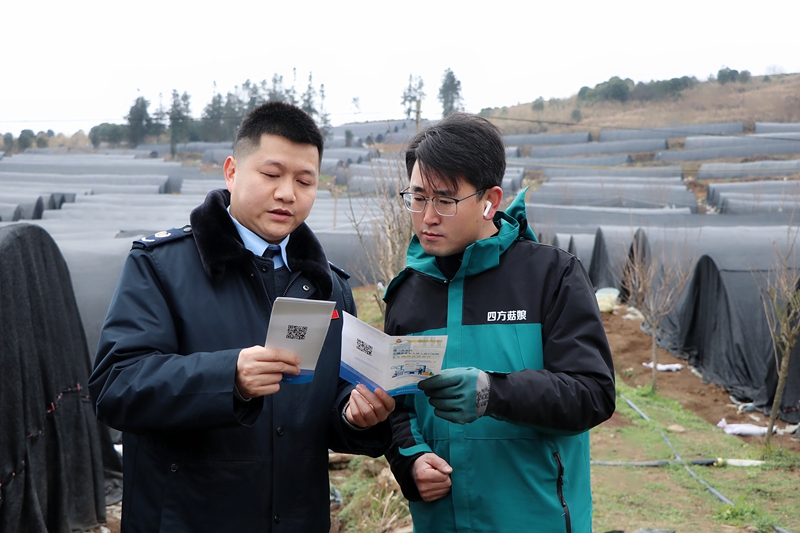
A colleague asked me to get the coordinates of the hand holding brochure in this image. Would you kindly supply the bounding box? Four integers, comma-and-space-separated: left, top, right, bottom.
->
340, 312, 447, 396
265, 297, 336, 384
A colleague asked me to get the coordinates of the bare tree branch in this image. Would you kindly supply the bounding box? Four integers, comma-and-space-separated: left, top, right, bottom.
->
346, 154, 413, 320
619, 226, 699, 392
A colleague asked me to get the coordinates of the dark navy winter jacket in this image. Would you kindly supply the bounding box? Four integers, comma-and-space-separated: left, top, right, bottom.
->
89, 189, 391, 532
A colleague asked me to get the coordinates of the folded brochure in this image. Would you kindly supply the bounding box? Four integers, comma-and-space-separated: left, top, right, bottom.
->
265, 297, 336, 384
340, 311, 447, 396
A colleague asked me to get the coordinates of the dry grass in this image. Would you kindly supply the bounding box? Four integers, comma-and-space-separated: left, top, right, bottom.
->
488, 73, 800, 136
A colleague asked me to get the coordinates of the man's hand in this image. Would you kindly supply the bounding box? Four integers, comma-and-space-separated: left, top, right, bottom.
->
235, 346, 300, 398
412, 453, 452, 502
345, 384, 396, 428
418, 367, 491, 424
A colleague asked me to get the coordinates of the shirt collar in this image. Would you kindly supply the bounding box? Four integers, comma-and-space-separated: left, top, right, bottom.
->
227, 207, 291, 270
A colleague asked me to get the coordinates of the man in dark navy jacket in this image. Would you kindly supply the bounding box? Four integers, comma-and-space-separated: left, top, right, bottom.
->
89, 102, 395, 532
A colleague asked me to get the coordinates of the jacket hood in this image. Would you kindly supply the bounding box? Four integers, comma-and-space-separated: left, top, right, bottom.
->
189, 189, 333, 298
388, 188, 537, 293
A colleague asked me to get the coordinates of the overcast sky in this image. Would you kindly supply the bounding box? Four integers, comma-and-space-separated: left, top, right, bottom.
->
2, 0, 799, 136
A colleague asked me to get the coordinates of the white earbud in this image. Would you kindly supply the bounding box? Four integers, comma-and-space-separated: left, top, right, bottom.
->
483, 201, 492, 217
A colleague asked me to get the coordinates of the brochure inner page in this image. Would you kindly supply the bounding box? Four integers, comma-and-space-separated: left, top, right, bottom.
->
340, 312, 447, 396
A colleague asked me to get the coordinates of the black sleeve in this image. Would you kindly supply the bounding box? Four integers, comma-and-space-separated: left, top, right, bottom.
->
326, 273, 393, 457
486, 256, 616, 432
89, 250, 262, 434
384, 399, 426, 501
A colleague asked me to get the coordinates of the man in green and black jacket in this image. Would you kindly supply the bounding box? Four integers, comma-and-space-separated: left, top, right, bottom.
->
384, 113, 615, 533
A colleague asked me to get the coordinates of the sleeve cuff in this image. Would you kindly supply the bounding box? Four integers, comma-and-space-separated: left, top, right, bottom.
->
233, 384, 252, 402
341, 401, 369, 432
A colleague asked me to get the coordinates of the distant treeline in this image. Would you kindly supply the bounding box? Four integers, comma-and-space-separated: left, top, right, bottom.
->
578, 67, 757, 104
86, 72, 333, 154
578, 76, 698, 103
1, 73, 332, 155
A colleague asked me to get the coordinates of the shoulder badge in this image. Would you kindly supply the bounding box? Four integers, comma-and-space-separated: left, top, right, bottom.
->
329, 262, 351, 280
132, 225, 193, 250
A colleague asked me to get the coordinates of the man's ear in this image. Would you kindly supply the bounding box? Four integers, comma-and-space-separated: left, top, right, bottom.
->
223, 156, 236, 191
484, 186, 504, 219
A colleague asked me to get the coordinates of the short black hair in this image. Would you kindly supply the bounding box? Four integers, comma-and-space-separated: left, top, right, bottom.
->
405, 113, 506, 193
234, 101, 324, 164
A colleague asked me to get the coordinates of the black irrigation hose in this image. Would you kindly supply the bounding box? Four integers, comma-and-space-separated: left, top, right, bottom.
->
617, 394, 793, 533
592, 459, 719, 467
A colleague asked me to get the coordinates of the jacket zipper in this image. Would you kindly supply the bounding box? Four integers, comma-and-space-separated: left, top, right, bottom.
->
553, 451, 572, 533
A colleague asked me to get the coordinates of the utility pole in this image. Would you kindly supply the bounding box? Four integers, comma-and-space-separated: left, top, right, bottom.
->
415, 98, 422, 133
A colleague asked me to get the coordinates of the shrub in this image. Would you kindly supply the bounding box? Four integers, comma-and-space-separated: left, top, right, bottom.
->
577, 77, 630, 103
630, 76, 697, 101
3, 132, 14, 153
35, 132, 49, 148
571, 109, 582, 123
739, 70, 751, 83
18, 129, 35, 151
718, 67, 739, 84
532, 97, 545, 111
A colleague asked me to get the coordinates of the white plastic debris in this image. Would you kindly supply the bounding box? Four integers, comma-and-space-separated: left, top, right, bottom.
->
595, 287, 620, 313
718, 458, 765, 467
622, 305, 645, 321
642, 362, 684, 372
716, 418, 774, 436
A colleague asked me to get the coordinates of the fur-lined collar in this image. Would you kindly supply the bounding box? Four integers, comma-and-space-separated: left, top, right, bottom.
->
189, 189, 333, 298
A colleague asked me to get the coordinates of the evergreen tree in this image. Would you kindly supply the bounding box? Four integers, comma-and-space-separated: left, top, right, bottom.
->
438, 69, 464, 117
241, 79, 265, 113
401, 74, 425, 120
318, 83, 332, 140
3, 132, 14, 153
169, 90, 192, 157
268, 74, 287, 102
202, 91, 225, 142
126, 96, 152, 147
18, 129, 36, 151
150, 94, 167, 138
222, 90, 245, 141
301, 72, 317, 119
285, 68, 298, 106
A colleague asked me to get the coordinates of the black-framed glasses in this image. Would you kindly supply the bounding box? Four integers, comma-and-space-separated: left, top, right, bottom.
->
399, 189, 485, 217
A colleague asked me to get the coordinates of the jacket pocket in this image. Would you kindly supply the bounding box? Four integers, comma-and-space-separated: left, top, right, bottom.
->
553, 450, 572, 533
159, 457, 270, 532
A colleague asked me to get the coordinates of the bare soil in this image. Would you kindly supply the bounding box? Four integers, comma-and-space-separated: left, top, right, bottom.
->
602, 309, 800, 454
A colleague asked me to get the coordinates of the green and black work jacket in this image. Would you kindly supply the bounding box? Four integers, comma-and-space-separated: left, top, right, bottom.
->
384, 189, 615, 533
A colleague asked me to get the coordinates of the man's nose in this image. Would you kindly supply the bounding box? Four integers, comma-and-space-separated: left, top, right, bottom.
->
273, 176, 296, 202
421, 199, 440, 224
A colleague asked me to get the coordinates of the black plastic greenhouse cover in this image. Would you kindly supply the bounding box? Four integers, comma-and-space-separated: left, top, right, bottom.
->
599, 122, 744, 142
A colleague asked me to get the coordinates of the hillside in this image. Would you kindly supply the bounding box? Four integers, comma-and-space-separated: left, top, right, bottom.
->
483, 73, 800, 137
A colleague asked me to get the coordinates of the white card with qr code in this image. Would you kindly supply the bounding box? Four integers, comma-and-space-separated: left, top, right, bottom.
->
265, 297, 336, 384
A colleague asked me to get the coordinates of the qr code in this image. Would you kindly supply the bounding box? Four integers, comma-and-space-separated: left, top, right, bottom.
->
356, 338, 373, 356
286, 325, 308, 341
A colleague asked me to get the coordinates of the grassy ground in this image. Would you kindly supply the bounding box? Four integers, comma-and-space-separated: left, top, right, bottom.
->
352, 285, 386, 329
591, 382, 799, 532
